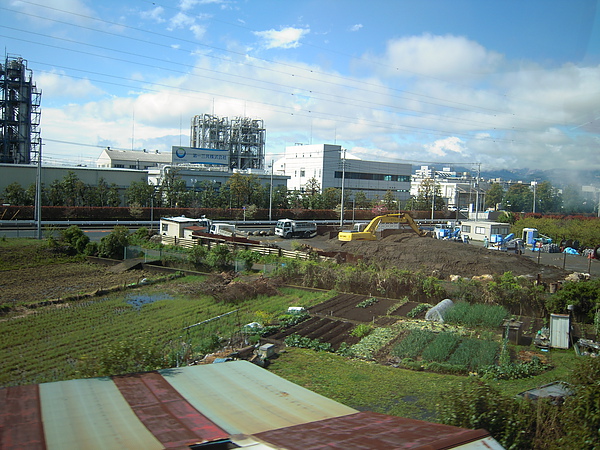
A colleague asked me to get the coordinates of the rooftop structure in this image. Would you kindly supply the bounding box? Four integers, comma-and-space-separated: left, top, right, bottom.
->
0, 360, 502, 449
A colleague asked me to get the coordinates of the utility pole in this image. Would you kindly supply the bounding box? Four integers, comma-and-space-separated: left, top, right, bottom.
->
269, 160, 274, 221
531, 181, 538, 213
339, 148, 346, 228
475, 163, 481, 219
35, 139, 42, 239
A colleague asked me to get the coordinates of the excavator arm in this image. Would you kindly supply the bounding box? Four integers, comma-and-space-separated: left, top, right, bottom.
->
338, 213, 426, 241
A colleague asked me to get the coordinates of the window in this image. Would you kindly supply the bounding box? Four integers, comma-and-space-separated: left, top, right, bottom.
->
462, 225, 472, 233
114, 164, 124, 168
162, 223, 168, 232
300, 169, 305, 177
475, 226, 486, 235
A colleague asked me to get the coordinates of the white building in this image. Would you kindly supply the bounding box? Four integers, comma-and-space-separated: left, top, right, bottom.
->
96, 148, 171, 169
275, 143, 412, 201
411, 166, 487, 213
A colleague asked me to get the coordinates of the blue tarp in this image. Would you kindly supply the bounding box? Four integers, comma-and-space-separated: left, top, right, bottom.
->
563, 247, 579, 255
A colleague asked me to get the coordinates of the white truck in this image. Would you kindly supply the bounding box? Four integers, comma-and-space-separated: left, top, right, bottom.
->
209, 222, 236, 237
274, 219, 318, 239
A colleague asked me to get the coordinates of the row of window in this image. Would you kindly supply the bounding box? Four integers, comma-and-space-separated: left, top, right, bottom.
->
334, 171, 411, 182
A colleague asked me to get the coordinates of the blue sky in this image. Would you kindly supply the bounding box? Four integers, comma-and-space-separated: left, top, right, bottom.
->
2, 0, 599, 174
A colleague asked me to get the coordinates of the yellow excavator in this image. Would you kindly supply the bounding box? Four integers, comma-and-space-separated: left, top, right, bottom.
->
338, 213, 427, 241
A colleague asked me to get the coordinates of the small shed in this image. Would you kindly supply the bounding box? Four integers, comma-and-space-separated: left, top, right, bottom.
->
425, 299, 454, 323
550, 314, 570, 349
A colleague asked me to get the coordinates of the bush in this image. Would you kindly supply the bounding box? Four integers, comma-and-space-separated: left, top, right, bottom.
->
205, 245, 233, 270
98, 226, 130, 260
546, 279, 600, 323
61, 225, 89, 254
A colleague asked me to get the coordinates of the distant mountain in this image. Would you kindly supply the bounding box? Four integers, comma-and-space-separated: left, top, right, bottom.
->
435, 166, 599, 188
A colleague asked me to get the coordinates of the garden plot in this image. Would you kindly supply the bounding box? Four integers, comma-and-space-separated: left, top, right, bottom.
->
269, 316, 361, 351
309, 293, 411, 324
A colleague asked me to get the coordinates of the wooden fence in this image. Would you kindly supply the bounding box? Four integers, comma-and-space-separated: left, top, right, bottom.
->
160, 235, 337, 262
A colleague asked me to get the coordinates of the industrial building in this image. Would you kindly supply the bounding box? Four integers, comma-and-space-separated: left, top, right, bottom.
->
0, 55, 41, 165
191, 114, 266, 171
275, 143, 412, 202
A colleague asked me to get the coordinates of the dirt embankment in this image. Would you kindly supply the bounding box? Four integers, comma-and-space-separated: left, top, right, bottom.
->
320, 232, 573, 283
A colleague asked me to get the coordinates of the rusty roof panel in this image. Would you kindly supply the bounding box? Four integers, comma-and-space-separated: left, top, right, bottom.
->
113, 371, 228, 449
254, 411, 493, 449
160, 361, 357, 435
39, 377, 163, 450
0, 384, 45, 449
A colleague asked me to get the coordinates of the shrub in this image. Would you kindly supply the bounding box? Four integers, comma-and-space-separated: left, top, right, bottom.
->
98, 226, 130, 260
61, 225, 90, 253
205, 244, 233, 270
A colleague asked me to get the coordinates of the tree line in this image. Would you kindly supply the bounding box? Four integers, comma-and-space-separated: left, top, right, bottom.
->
1, 170, 596, 215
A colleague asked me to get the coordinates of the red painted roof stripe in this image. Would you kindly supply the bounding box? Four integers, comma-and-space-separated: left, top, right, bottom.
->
113, 372, 228, 449
0, 384, 46, 450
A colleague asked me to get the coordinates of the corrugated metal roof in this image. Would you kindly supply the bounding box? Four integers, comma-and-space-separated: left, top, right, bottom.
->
0, 361, 503, 450
159, 360, 357, 435
40, 377, 163, 450
254, 411, 500, 450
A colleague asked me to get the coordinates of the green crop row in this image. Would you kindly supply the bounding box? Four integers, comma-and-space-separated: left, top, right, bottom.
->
443, 302, 509, 329
391, 329, 500, 372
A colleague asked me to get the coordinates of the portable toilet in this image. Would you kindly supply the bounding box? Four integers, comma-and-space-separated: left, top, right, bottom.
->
522, 228, 539, 246
550, 314, 570, 349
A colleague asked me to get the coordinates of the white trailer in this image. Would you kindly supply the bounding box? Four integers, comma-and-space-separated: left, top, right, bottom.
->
274, 219, 317, 239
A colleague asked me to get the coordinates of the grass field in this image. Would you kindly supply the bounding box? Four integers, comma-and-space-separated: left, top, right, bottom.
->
0, 276, 334, 386
268, 346, 577, 421
0, 238, 581, 424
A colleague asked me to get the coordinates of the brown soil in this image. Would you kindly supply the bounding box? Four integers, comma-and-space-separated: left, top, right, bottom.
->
0, 262, 154, 304
320, 232, 572, 283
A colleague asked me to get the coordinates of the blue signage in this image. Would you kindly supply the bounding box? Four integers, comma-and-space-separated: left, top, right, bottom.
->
171, 146, 229, 166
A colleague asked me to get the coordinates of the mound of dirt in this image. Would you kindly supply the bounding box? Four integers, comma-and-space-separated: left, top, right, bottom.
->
323, 232, 572, 283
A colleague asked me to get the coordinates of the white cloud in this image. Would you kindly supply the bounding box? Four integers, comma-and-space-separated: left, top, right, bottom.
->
141, 6, 166, 23
254, 27, 310, 49
10, 0, 96, 26
169, 12, 195, 30
36, 72, 104, 99
424, 137, 465, 157
371, 33, 503, 80
350, 24, 363, 32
